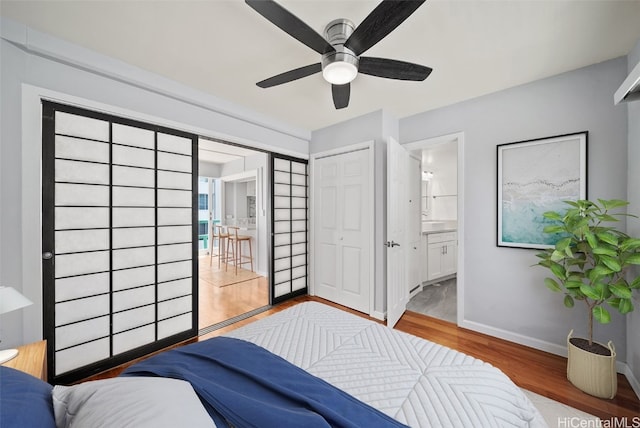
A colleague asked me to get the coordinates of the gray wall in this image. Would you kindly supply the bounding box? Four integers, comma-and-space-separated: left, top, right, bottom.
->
400, 57, 630, 358
625, 37, 640, 387
310, 110, 398, 316
0, 21, 308, 347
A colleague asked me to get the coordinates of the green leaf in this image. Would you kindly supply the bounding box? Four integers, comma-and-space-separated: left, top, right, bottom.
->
555, 237, 572, 251
599, 255, 622, 272
572, 218, 590, 235
600, 199, 629, 210
597, 232, 618, 246
608, 298, 621, 309
543, 211, 563, 221
588, 265, 613, 281
625, 253, 640, 265
550, 263, 566, 280
537, 260, 552, 268
620, 238, 640, 251
609, 283, 633, 299
594, 281, 607, 300
543, 225, 565, 234
550, 250, 565, 262
580, 283, 601, 300
565, 279, 583, 289
599, 214, 620, 223
592, 247, 617, 257
563, 295, 575, 308
584, 231, 598, 249
619, 298, 634, 314
544, 278, 562, 292
630, 277, 640, 289
564, 246, 574, 258
593, 306, 611, 324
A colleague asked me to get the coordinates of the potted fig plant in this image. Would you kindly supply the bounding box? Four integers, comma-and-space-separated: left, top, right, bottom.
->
536, 199, 640, 399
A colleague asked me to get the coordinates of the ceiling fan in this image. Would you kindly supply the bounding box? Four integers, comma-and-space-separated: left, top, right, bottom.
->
246, 0, 432, 110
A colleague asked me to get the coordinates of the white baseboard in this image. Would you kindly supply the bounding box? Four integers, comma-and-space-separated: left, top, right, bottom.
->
460, 319, 568, 356
371, 310, 386, 321
459, 319, 633, 375
623, 364, 640, 399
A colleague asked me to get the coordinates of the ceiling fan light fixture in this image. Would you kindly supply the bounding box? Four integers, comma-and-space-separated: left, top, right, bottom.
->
321, 45, 359, 85
322, 61, 358, 85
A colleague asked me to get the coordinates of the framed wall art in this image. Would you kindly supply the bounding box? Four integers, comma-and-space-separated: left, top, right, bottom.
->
497, 131, 588, 249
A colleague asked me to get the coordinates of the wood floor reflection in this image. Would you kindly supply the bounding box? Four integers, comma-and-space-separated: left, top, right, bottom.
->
198, 255, 268, 329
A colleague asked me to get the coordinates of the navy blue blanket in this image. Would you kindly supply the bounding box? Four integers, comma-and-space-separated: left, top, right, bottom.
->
122, 337, 407, 428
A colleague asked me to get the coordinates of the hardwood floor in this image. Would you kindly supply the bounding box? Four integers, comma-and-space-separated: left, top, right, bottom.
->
395, 308, 640, 420
198, 255, 268, 329
203, 296, 639, 420
85, 294, 640, 420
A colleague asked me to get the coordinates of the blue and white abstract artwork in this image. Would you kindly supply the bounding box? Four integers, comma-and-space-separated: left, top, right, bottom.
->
497, 132, 587, 249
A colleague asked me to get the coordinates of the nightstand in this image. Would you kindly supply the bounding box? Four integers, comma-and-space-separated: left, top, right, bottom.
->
1, 340, 47, 381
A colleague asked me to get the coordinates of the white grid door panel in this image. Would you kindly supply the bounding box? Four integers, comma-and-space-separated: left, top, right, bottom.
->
272, 156, 308, 302
43, 103, 196, 383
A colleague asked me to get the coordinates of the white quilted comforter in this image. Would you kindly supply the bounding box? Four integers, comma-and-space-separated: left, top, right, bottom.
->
226, 302, 547, 428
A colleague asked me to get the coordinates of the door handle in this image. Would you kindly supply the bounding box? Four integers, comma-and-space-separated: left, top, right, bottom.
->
385, 241, 401, 248
42, 251, 53, 260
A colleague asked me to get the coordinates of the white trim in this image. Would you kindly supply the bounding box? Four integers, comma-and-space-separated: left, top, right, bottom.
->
309, 141, 376, 317
2, 17, 310, 142
371, 310, 386, 321
21, 88, 45, 343
22, 85, 308, 160
402, 131, 465, 326
461, 319, 568, 356
623, 364, 640, 398
311, 141, 373, 160
461, 319, 632, 376
614, 58, 640, 105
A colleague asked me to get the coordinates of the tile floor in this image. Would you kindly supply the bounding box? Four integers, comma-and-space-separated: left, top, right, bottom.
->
407, 277, 457, 323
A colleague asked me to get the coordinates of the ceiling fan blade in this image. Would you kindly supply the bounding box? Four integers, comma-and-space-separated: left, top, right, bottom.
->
246, 0, 335, 55
359, 57, 432, 81
256, 63, 322, 88
344, 0, 426, 56
332, 84, 350, 109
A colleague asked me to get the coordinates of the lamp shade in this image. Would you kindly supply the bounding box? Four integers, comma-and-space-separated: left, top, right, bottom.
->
0, 286, 33, 315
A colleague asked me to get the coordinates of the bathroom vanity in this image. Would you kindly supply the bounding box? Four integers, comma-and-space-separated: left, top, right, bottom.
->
421, 222, 457, 283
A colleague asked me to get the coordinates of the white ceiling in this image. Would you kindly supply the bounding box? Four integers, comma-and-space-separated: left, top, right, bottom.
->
2, 0, 640, 132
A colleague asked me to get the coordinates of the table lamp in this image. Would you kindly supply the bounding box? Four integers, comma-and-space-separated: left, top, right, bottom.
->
0, 286, 34, 364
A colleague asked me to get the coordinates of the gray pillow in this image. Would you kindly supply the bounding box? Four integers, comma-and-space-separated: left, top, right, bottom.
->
52, 377, 216, 428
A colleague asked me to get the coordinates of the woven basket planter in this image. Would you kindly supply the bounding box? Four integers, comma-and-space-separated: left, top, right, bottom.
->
566, 330, 617, 399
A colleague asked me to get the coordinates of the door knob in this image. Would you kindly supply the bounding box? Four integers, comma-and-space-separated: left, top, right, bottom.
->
42, 252, 53, 260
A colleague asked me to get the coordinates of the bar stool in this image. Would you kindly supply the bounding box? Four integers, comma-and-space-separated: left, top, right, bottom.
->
227, 226, 253, 275
210, 224, 230, 269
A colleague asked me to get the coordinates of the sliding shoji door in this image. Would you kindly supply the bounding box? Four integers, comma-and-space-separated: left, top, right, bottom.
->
271, 155, 308, 303
42, 101, 198, 384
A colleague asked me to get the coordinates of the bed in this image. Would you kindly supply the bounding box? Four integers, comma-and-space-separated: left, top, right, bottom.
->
1, 301, 547, 427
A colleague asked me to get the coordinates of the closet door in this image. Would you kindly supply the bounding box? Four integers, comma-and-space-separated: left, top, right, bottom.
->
313, 148, 371, 313
42, 101, 198, 384
271, 155, 308, 303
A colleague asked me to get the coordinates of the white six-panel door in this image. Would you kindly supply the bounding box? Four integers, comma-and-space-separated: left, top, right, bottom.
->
313, 148, 370, 313
387, 138, 410, 328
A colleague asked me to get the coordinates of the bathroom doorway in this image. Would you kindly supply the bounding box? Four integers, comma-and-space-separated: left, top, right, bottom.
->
403, 133, 464, 325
